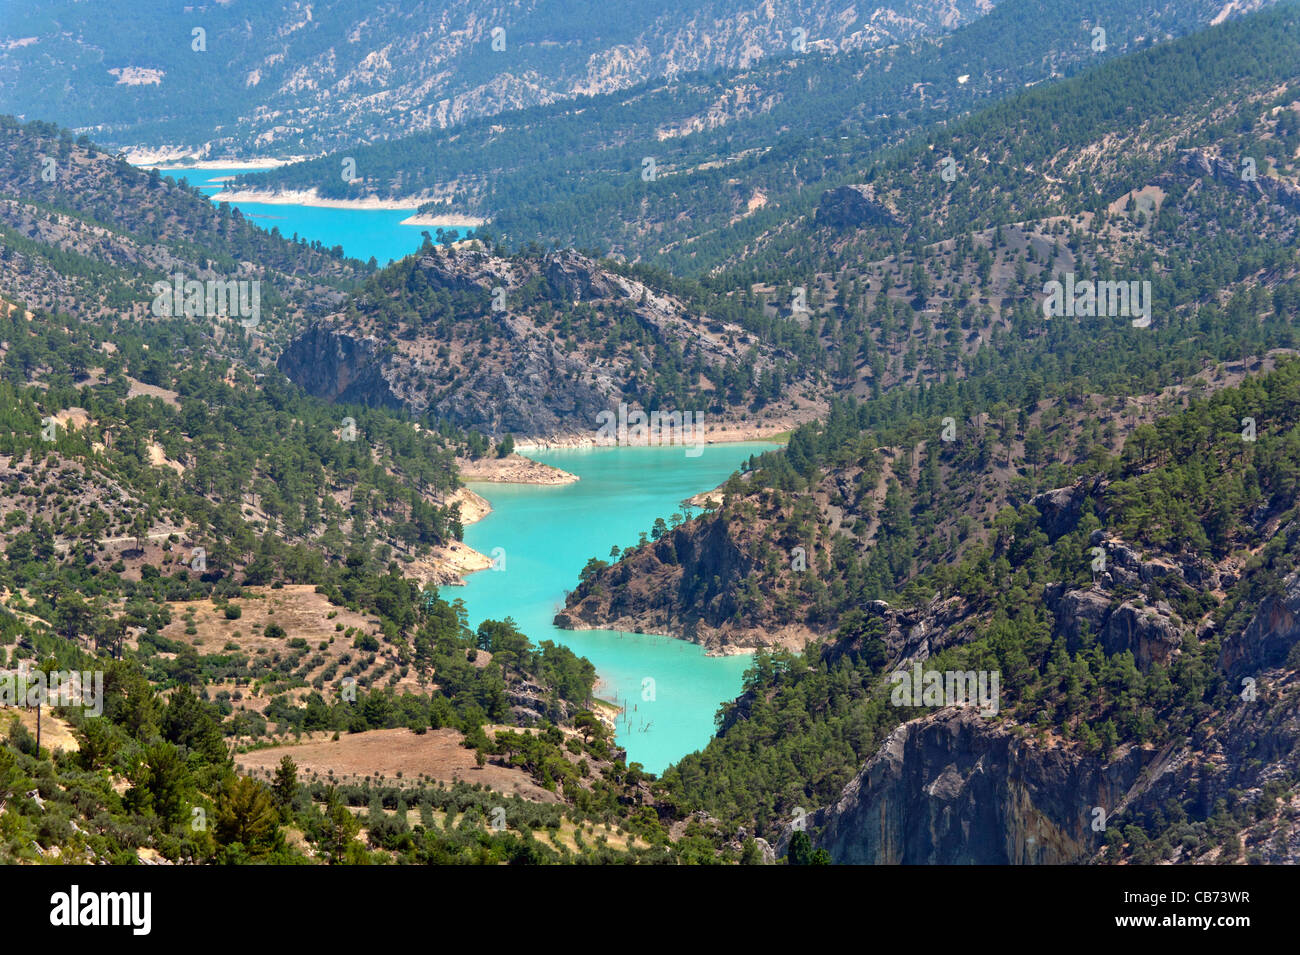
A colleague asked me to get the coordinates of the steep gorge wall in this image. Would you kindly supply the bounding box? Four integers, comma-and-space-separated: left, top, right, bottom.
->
812, 708, 1152, 864
809, 567, 1300, 865
277, 325, 404, 411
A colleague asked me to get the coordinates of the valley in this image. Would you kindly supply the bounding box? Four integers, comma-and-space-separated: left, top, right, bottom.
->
0, 0, 1298, 879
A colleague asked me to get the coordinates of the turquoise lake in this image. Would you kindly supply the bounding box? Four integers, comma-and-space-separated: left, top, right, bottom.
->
156, 166, 456, 266
145, 162, 772, 773
460, 443, 777, 774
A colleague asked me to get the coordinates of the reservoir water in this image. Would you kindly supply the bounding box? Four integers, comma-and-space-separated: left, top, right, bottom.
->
460, 443, 777, 774
150, 161, 772, 774
157, 166, 454, 266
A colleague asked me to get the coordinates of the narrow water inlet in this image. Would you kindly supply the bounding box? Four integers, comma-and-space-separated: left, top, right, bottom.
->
459, 443, 777, 774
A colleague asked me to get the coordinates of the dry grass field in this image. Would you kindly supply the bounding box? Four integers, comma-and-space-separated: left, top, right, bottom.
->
235, 726, 561, 803
157, 584, 431, 723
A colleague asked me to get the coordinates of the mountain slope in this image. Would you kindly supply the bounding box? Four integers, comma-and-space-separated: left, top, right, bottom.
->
276, 242, 825, 439
0, 119, 674, 866
562, 4, 1300, 650
244, 0, 1272, 276
0, 0, 997, 155
657, 357, 1300, 863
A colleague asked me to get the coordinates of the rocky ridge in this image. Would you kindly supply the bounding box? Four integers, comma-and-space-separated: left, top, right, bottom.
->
279, 245, 817, 439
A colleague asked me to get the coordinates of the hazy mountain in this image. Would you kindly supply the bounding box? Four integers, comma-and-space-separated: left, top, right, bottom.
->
242, 0, 1274, 276
0, 0, 997, 155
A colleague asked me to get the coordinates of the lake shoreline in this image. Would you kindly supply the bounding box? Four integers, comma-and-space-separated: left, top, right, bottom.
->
135, 157, 487, 227
558, 617, 759, 657
426, 487, 493, 586
457, 442, 764, 771
150, 164, 481, 263
210, 187, 418, 211
402, 211, 489, 228
457, 453, 579, 485
132, 154, 306, 171
439, 455, 581, 584
204, 186, 487, 227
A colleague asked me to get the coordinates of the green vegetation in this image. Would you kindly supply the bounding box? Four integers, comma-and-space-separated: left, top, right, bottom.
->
5, 1, 1300, 865
657, 359, 1300, 857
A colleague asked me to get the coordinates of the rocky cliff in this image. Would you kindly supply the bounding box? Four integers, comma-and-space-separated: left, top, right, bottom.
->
1178, 148, 1300, 214
811, 615, 1300, 865
278, 245, 814, 438
277, 325, 405, 411
811, 708, 1153, 864
802, 525, 1300, 864
1219, 552, 1300, 681
555, 513, 793, 653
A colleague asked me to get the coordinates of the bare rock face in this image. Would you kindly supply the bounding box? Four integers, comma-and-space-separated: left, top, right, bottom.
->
543, 251, 621, 301
279, 316, 613, 437
815, 184, 905, 230
1028, 477, 1103, 541
276, 325, 403, 410
1087, 533, 1191, 589
809, 686, 1300, 865
803, 521, 1300, 865
1039, 526, 1213, 671
278, 246, 797, 439
1102, 600, 1183, 670
1047, 585, 1111, 642
1045, 585, 1183, 670
556, 516, 761, 649
1220, 569, 1300, 681
1179, 149, 1300, 213
810, 708, 1151, 864
831, 596, 977, 670
414, 246, 517, 293
507, 677, 580, 725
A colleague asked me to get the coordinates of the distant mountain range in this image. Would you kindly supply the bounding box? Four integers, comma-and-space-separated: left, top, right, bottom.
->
235, 0, 1273, 276
0, 0, 998, 155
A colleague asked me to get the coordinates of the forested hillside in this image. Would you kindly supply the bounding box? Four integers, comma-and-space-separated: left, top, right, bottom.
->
3, 2, 1299, 868
247, 0, 1264, 275
656, 356, 1300, 863
277, 241, 824, 438
558, 4, 1300, 862
566, 4, 1300, 648
0, 116, 370, 352
0, 118, 678, 863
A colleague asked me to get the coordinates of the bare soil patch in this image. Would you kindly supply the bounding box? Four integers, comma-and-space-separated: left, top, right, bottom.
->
236, 727, 562, 803
456, 453, 578, 485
